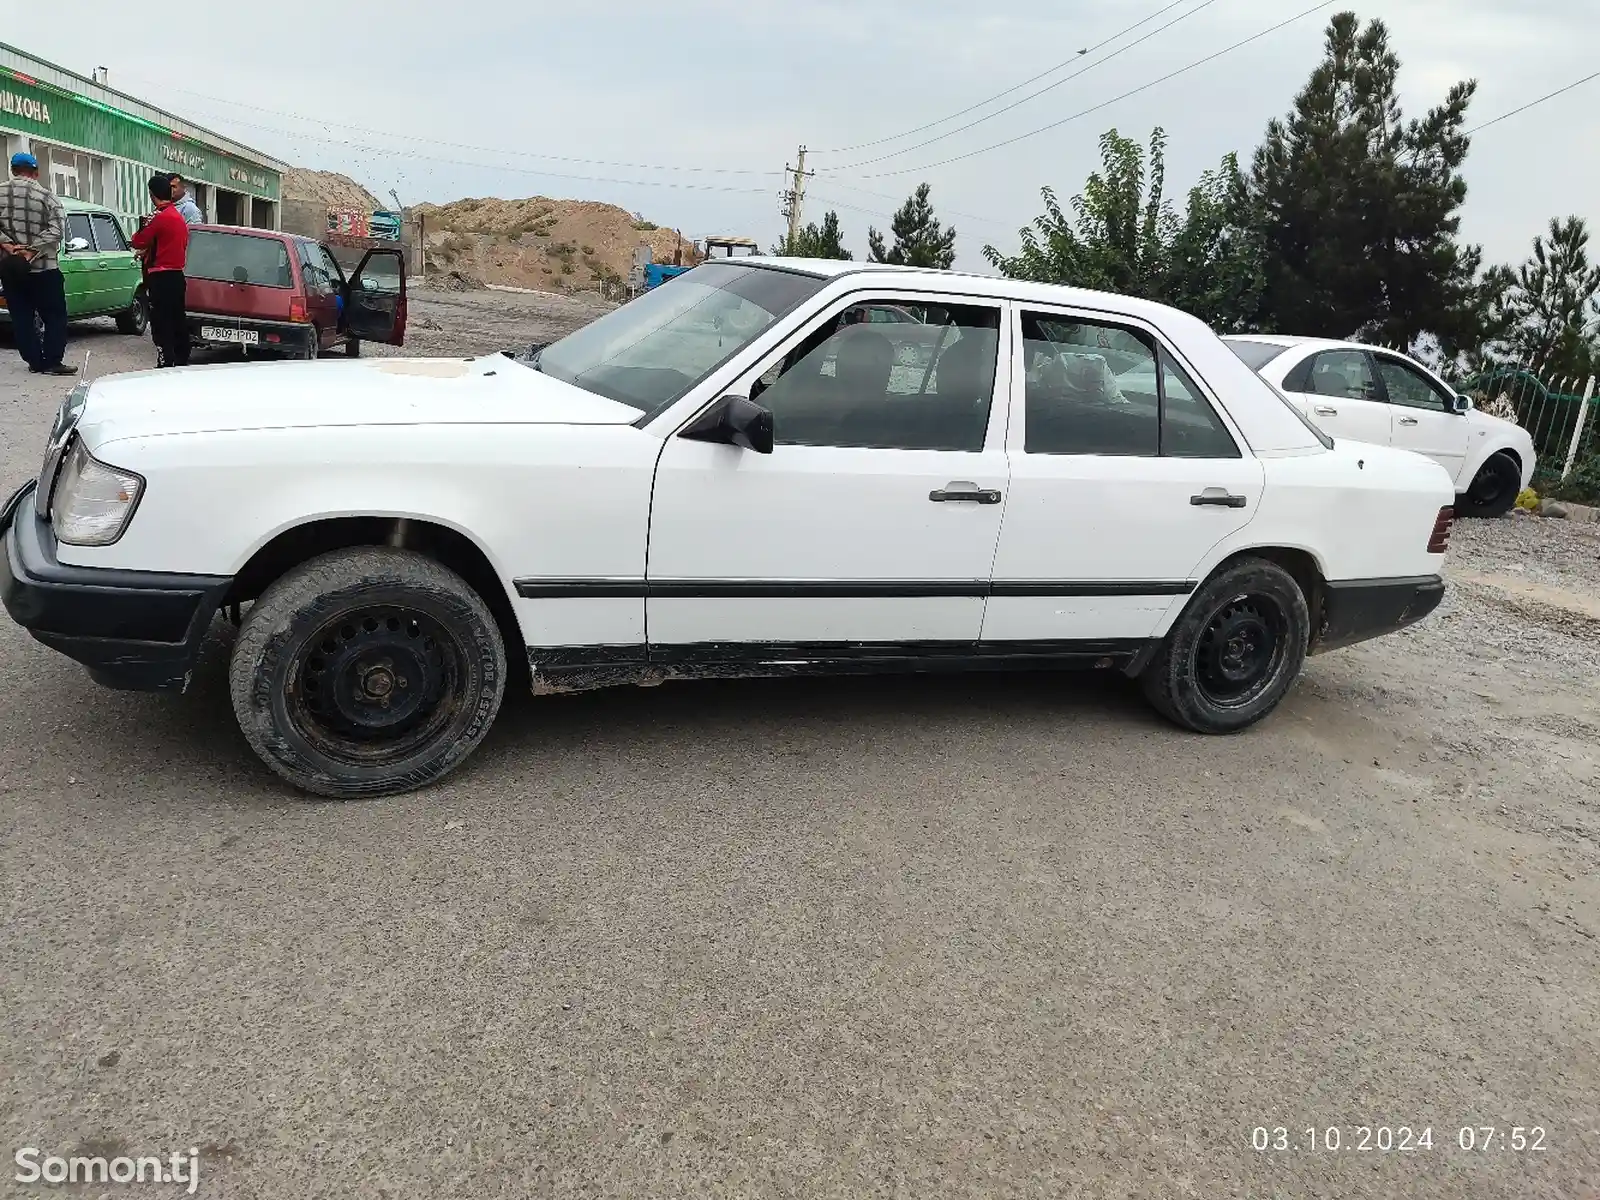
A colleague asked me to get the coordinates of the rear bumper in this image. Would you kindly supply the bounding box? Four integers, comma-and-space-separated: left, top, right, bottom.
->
1312, 574, 1445, 654
187, 314, 322, 352
0, 483, 231, 691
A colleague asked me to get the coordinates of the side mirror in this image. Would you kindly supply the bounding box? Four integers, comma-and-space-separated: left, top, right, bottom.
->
680, 394, 775, 454
1451, 393, 1471, 414
65, 237, 90, 253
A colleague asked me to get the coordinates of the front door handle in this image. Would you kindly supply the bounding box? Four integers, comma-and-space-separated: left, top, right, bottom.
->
1398, 416, 1419, 426
929, 481, 1002, 504
1313, 404, 1338, 416
1191, 487, 1248, 509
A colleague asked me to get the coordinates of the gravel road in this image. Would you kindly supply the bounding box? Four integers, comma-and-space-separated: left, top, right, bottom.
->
0, 301, 1596, 1199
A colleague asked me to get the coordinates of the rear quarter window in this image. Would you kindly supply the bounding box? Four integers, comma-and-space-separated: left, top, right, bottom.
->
1225, 339, 1293, 371
187, 231, 295, 288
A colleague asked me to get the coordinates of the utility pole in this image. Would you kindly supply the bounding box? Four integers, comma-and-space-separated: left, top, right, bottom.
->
781, 145, 812, 251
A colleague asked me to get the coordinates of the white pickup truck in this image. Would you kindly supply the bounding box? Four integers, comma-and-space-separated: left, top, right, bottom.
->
2, 260, 1456, 798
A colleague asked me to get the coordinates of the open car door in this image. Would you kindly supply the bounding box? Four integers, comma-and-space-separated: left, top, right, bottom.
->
339, 248, 407, 346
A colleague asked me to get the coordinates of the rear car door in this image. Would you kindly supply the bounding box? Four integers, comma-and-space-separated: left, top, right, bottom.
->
88, 212, 141, 318
985, 307, 1262, 643
646, 291, 1011, 651
57, 212, 98, 317
295, 240, 342, 346
341, 249, 407, 345
1371, 353, 1472, 483
1282, 349, 1394, 447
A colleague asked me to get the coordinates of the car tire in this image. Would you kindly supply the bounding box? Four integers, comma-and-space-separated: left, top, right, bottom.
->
1140, 557, 1309, 734
300, 330, 320, 361
344, 338, 361, 358
115, 287, 149, 335
1456, 452, 1520, 518
229, 547, 507, 799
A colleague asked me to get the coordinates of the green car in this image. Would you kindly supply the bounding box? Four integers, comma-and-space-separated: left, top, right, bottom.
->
0, 197, 149, 337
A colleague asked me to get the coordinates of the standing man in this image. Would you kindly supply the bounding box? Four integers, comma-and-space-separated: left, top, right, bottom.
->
167, 173, 203, 226
0, 152, 76, 376
130, 173, 190, 368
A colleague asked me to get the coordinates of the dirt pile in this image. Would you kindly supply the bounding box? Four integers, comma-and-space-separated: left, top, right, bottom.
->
282, 169, 385, 212
412, 196, 701, 296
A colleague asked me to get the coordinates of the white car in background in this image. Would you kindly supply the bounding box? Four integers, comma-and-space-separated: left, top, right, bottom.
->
4, 261, 1457, 799
1224, 336, 1535, 517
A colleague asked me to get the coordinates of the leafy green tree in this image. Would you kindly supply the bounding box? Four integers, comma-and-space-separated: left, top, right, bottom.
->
867, 183, 957, 268
983, 128, 1262, 329
772, 210, 853, 259
1237, 12, 1482, 348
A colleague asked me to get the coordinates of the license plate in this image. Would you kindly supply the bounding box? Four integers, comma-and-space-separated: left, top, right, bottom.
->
202, 326, 259, 345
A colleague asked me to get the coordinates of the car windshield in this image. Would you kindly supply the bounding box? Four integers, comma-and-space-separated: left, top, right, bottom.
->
1224, 338, 1292, 371
531, 263, 826, 419
187, 231, 294, 288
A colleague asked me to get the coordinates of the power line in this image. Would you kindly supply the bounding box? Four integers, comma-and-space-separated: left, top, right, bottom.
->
114, 73, 782, 177
819, 0, 1224, 172
812, 0, 1200, 155
823, 0, 1336, 181
811, 179, 1016, 230
1465, 69, 1600, 135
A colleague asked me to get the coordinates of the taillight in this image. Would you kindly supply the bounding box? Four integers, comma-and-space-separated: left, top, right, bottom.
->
1427, 506, 1454, 554
289, 297, 307, 322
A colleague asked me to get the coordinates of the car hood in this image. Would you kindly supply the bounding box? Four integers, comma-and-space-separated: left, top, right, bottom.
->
76, 355, 643, 448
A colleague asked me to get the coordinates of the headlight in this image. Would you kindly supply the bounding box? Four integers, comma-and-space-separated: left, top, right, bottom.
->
50, 438, 144, 546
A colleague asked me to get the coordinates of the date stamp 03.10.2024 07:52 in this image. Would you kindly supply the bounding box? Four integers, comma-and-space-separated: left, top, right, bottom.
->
1251, 1125, 1548, 1154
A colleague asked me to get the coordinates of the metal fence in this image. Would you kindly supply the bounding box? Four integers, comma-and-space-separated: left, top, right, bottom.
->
1456, 367, 1599, 493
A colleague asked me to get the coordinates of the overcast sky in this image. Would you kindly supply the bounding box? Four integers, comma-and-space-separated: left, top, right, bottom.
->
9, 0, 1596, 270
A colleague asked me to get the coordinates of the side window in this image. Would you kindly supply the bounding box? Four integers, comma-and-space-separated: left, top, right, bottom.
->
1022, 312, 1158, 455
1159, 350, 1239, 458
320, 248, 345, 288
1373, 357, 1452, 412
751, 299, 999, 451
1306, 350, 1380, 402
297, 241, 328, 293
89, 213, 128, 252
64, 212, 93, 250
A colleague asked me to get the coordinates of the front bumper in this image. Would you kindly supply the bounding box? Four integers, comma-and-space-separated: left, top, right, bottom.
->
1312, 574, 1445, 654
0, 482, 231, 690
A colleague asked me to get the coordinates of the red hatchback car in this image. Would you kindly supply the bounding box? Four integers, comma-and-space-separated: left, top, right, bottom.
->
182, 227, 407, 359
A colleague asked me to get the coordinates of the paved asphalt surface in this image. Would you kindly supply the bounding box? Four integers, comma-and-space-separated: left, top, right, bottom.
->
1, 308, 1596, 1199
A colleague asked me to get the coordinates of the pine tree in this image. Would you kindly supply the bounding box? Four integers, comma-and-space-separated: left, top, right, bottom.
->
772, 210, 852, 259
867, 183, 957, 268
1238, 12, 1482, 347
1499, 217, 1600, 381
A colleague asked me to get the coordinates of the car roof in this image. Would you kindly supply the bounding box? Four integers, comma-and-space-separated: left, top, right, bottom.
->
191, 224, 293, 238
59, 196, 112, 214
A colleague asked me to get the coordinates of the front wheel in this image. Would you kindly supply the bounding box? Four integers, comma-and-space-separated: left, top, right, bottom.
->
229, 547, 507, 798
344, 338, 361, 358
1140, 558, 1309, 734
116, 287, 149, 335
1456, 452, 1520, 518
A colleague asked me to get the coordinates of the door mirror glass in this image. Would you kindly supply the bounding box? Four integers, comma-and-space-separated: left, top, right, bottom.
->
65, 237, 91, 253
680, 394, 775, 454
1452, 392, 1471, 414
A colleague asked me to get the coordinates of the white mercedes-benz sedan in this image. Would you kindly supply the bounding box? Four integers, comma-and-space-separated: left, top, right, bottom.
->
3, 260, 1456, 798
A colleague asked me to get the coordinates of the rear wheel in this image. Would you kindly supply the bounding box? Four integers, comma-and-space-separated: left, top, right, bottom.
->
229, 547, 506, 798
299, 330, 320, 361
115, 287, 149, 335
1456, 452, 1520, 518
1141, 558, 1309, 734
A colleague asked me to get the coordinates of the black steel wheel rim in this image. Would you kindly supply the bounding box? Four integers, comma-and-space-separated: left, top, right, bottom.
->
287, 605, 465, 765
1468, 460, 1512, 506
1194, 592, 1289, 709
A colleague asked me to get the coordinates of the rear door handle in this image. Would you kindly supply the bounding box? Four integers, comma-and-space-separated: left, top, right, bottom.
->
1191, 488, 1248, 509
1313, 404, 1338, 416
1398, 416, 1419, 426
929, 481, 1002, 504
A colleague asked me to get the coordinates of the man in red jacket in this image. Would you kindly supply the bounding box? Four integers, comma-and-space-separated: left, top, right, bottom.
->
129, 173, 190, 368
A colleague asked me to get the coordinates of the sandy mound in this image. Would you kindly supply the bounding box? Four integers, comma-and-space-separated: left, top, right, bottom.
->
283, 169, 385, 213
413, 196, 701, 296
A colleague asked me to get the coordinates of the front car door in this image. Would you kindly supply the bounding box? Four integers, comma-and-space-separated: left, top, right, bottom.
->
57, 211, 98, 318
985, 306, 1262, 643
646, 290, 1012, 658
1281, 348, 1394, 448
88, 211, 140, 318
1370, 352, 1472, 483
341, 248, 407, 345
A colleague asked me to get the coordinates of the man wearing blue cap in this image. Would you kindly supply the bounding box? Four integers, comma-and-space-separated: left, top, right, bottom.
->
0, 152, 74, 375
